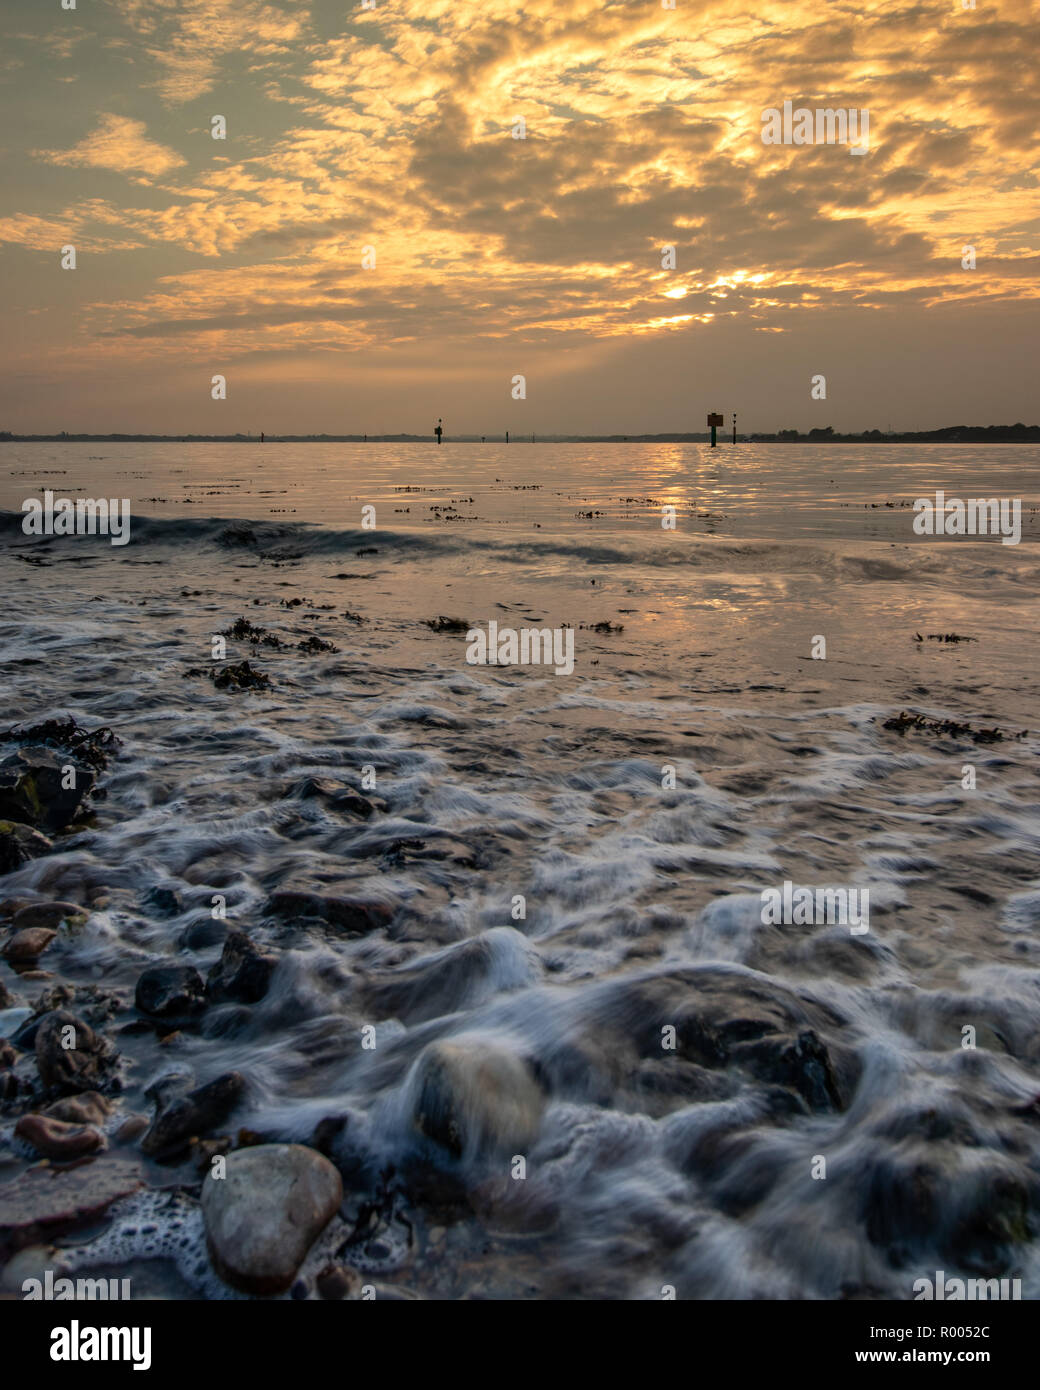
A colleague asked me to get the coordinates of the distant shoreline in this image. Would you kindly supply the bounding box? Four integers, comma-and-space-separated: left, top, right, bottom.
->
1, 425, 1037, 445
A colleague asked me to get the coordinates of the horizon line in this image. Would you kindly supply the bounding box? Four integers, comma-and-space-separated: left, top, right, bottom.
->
1, 423, 1039, 445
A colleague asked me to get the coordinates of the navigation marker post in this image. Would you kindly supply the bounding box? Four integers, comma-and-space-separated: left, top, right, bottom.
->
707, 413, 724, 448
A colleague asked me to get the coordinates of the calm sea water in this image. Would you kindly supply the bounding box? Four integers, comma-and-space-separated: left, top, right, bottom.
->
2, 439, 1038, 539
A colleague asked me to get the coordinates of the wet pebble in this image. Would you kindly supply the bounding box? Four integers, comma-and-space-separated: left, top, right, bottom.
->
316, 1262, 363, 1300
14, 1113, 107, 1160
201, 1143, 343, 1295
41, 1091, 112, 1126
412, 1038, 545, 1160
11, 902, 88, 932
114, 1115, 149, 1145
2, 929, 57, 965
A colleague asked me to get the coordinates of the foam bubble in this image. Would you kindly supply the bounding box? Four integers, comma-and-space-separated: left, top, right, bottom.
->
59, 1189, 241, 1301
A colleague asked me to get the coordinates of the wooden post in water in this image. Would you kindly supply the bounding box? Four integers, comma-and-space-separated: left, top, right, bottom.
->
707, 412, 724, 448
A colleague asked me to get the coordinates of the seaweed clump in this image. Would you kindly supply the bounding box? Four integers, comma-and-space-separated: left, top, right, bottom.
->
183, 661, 272, 692
880, 711, 1024, 744
2, 716, 120, 772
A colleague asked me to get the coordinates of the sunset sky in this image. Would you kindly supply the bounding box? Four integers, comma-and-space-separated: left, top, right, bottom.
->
1, 0, 1037, 435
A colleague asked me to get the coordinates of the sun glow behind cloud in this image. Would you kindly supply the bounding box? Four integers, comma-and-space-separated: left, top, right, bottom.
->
0, 0, 1037, 430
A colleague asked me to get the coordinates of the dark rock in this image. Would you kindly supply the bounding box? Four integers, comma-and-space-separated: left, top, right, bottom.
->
140, 1071, 247, 1159
135, 962, 206, 1021
0, 1157, 143, 1258
144, 885, 183, 918
35, 1010, 118, 1095
264, 890, 394, 933
117, 1019, 157, 1038
729, 1029, 843, 1112
143, 1067, 194, 1108
861, 1149, 1031, 1275
205, 930, 276, 1004
0, 1067, 21, 1101
178, 915, 228, 951
860, 1152, 943, 1269
184, 660, 271, 692
0, 748, 96, 832
310, 1113, 349, 1158
14, 1113, 106, 1160
201, 1143, 342, 1294
944, 1172, 1031, 1273
9, 1012, 42, 1051
0, 821, 53, 874
589, 965, 856, 1114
